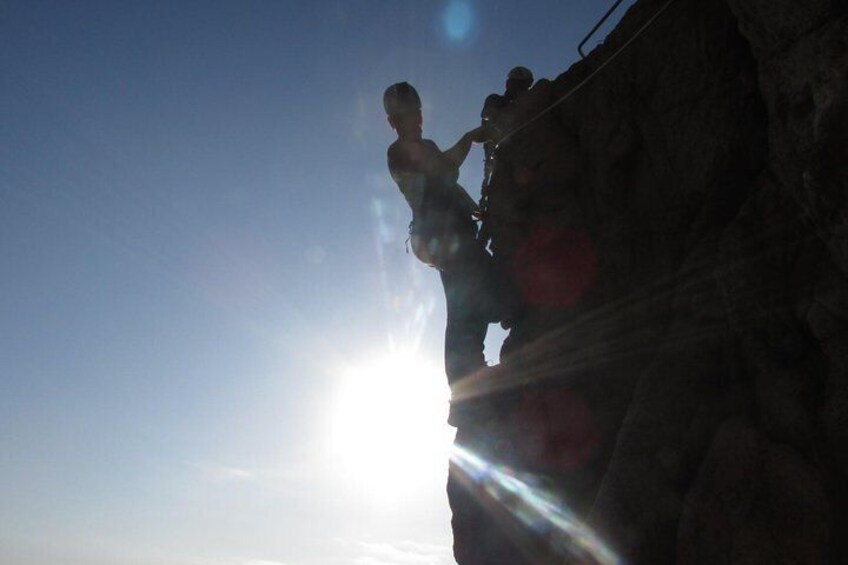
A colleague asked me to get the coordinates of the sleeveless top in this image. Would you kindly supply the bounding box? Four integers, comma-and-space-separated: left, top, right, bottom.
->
387, 138, 477, 268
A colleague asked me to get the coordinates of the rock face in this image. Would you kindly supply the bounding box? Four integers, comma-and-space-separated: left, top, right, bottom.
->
448, 0, 848, 563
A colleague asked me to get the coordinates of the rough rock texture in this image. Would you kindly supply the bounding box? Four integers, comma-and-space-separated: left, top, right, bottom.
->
449, 0, 848, 563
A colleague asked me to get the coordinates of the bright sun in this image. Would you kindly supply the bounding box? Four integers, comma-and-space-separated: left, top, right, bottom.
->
329, 350, 455, 494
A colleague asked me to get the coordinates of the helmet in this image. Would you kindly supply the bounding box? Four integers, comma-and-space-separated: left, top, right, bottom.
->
507, 66, 533, 82
383, 82, 421, 117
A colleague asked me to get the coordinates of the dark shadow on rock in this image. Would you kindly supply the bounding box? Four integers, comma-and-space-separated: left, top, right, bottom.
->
446, 0, 848, 563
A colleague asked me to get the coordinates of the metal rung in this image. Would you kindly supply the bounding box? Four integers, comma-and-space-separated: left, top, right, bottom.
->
578, 0, 627, 58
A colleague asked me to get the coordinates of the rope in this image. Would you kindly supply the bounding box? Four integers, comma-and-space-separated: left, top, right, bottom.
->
494, 0, 679, 151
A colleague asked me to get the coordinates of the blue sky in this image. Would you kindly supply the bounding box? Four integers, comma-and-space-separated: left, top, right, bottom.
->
1, 2, 633, 563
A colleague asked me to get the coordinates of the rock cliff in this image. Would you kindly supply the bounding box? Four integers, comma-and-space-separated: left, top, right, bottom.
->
448, 0, 848, 563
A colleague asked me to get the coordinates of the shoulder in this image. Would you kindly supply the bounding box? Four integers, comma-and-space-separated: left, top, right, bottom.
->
483, 93, 507, 109
482, 93, 507, 118
388, 140, 427, 180
388, 139, 442, 177
387, 140, 408, 171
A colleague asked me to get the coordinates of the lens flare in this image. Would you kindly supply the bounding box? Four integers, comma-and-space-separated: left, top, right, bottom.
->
450, 444, 621, 564
443, 1, 472, 40
439, 1, 478, 46
513, 225, 598, 308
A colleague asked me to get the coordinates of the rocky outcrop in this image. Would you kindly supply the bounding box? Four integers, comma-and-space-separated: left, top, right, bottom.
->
449, 0, 848, 563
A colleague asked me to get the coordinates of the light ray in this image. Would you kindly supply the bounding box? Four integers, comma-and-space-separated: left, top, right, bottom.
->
450, 445, 622, 565
452, 221, 818, 401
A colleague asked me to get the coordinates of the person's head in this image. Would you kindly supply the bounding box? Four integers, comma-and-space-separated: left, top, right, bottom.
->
384, 82, 423, 140
505, 66, 533, 98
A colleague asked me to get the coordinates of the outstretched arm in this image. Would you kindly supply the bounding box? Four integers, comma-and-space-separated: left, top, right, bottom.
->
443, 126, 487, 168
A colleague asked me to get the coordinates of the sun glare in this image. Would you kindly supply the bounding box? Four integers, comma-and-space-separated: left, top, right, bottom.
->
329, 351, 455, 494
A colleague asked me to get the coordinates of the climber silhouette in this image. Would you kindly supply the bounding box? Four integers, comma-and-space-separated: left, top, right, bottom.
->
477, 67, 534, 251
480, 66, 534, 189
384, 82, 513, 426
